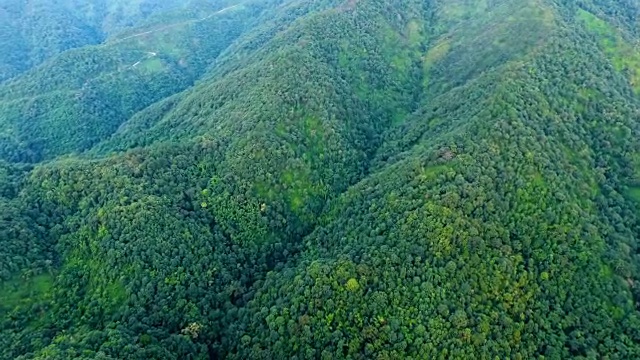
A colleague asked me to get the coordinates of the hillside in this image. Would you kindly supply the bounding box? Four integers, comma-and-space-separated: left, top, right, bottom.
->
2, 0, 640, 359
0, 0, 242, 82
0, 0, 273, 162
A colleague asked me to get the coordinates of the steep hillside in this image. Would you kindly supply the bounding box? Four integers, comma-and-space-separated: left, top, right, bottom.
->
2, 0, 640, 359
0, 0, 272, 163
223, 1, 640, 358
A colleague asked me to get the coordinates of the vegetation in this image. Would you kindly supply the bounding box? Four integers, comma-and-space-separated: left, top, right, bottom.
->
0, 0, 213, 82
0, 0, 272, 162
2, 0, 640, 359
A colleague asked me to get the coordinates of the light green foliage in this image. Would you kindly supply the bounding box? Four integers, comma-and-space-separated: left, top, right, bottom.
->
138, 57, 165, 73
0, 274, 53, 313
422, 40, 450, 87
627, 187, 640, 203
345, 278, 360, 291
577, 9, 640, 92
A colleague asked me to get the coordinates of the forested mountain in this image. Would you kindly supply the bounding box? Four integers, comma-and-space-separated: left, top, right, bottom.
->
0, 0, 241, 82
0, 0, 276, 162
2, 0, 640, 358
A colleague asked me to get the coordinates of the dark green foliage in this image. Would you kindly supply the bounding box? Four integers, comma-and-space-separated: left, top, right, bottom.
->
3, 0, 640, 359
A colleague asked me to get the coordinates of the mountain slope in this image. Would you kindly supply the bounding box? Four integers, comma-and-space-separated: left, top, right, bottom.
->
0, 0, 216, 82
221, 1, 640, 358
2, 0, 640, 359
0, 0, 272, 163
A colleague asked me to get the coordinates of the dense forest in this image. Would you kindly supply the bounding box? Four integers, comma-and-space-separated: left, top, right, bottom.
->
2, 0, 640, 358
0, 0, 252, 81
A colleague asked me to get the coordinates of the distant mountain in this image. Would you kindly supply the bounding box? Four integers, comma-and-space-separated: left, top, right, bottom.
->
2, 0, 640, 359
0, 0, 273, 162
0, 0, 241, 82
